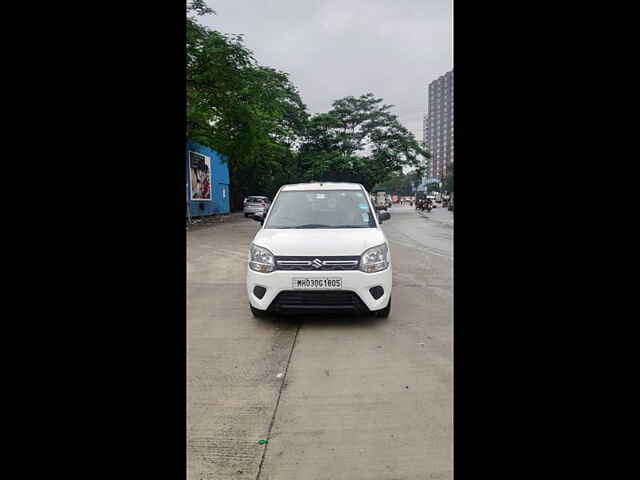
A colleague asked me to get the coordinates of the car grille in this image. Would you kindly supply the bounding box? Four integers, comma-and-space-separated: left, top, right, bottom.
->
275, 256, 360, 271
267, 291, 369, 314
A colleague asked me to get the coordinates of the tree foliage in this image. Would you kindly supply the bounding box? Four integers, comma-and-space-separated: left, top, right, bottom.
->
374, 170, 421, 195
187, 1, 214, 16
299, 93, 430, 191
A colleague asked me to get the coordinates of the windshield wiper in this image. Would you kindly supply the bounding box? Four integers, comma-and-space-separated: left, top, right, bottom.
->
292, 224, 370, 229
293, 224, 332, 229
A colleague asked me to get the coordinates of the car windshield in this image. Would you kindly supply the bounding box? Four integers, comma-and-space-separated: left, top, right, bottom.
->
247, 197, 267, 203
265, 190, 376, 229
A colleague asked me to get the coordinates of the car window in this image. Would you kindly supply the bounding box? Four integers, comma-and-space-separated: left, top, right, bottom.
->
265, 190, 376, 229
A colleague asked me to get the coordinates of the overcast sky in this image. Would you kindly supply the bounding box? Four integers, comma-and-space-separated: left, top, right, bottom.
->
199, 0, 452, 141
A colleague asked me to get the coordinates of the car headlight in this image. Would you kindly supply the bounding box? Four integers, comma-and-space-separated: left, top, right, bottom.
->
360, 243, 389, 273
249, 244, 275, 273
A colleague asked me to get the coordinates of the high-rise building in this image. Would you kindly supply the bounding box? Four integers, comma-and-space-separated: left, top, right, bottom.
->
423, 70, 454, 183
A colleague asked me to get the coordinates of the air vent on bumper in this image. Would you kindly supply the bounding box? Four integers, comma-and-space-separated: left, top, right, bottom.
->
369, 286, 384, 300
253, 286, 267, 299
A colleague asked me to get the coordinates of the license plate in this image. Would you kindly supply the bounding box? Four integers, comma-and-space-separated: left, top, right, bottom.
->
292, 278, 343, 289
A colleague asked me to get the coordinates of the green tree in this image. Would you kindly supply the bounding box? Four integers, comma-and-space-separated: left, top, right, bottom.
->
187, 1, 214, 16
375, 170, 422, 195
299, 93, 430, 190
374, 171, 406, 194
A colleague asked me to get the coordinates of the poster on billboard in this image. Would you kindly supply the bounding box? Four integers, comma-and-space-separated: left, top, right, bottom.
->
189, 151, 212, 201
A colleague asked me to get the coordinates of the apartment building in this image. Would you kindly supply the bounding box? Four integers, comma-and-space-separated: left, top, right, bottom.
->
423, 70, 454, 181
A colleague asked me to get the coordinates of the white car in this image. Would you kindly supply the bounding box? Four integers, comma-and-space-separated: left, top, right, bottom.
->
243, 196, 270, 217
246, 182, 392, 318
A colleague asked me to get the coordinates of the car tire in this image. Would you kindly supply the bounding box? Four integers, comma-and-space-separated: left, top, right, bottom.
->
250, 304, 267, 318
376, 297, 391, 318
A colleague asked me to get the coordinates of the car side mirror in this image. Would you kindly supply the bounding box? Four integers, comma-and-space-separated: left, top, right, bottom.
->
378, 211, 391, 223
251, 213, 264, 225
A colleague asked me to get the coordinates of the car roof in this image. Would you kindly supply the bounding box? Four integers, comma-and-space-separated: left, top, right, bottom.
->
280, 182, 363, 191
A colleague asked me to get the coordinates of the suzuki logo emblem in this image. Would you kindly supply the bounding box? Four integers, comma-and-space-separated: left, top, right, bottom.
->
312, 258, 323, 269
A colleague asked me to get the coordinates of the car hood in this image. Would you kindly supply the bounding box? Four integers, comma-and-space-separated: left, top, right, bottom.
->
252, 228, 387, 256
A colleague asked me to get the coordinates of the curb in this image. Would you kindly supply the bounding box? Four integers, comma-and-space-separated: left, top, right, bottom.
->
186, 212, 245, 231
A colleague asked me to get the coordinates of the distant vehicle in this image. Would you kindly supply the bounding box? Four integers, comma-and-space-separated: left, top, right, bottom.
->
246, 182, 392, 318
442, 192, 451, 208
415, 192, 432, 212
434, 193, 442, 203
426, 195, 437, 208
243, 196, 270, 217
448, 193, 454, 211
372, 190, 389, 211
419, 197, 432, 212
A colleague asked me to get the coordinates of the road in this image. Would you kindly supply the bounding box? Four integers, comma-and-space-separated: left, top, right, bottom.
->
188, 204, 453, 480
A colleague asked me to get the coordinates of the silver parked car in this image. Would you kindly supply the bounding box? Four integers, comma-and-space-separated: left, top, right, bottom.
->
243, 196, 270, 217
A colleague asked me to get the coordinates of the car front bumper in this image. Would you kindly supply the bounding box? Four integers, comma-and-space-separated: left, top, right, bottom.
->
247, 266, 392, 313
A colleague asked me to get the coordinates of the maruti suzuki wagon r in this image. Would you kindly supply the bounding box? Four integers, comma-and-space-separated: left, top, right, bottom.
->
246, 182, 392, 318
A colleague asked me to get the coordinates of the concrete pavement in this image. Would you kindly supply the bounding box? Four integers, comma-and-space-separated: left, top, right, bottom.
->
188, 205, 453, 479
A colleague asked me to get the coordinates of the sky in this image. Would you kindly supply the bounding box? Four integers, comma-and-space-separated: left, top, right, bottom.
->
198, 0, 452, 143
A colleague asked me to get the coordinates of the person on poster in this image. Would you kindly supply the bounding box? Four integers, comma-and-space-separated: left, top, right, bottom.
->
191, 165, 200, 198
189, 153, 212, 200
200, 166, 210, 199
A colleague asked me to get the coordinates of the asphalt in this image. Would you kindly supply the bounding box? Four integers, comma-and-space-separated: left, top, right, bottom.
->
187, 204, 453, 479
